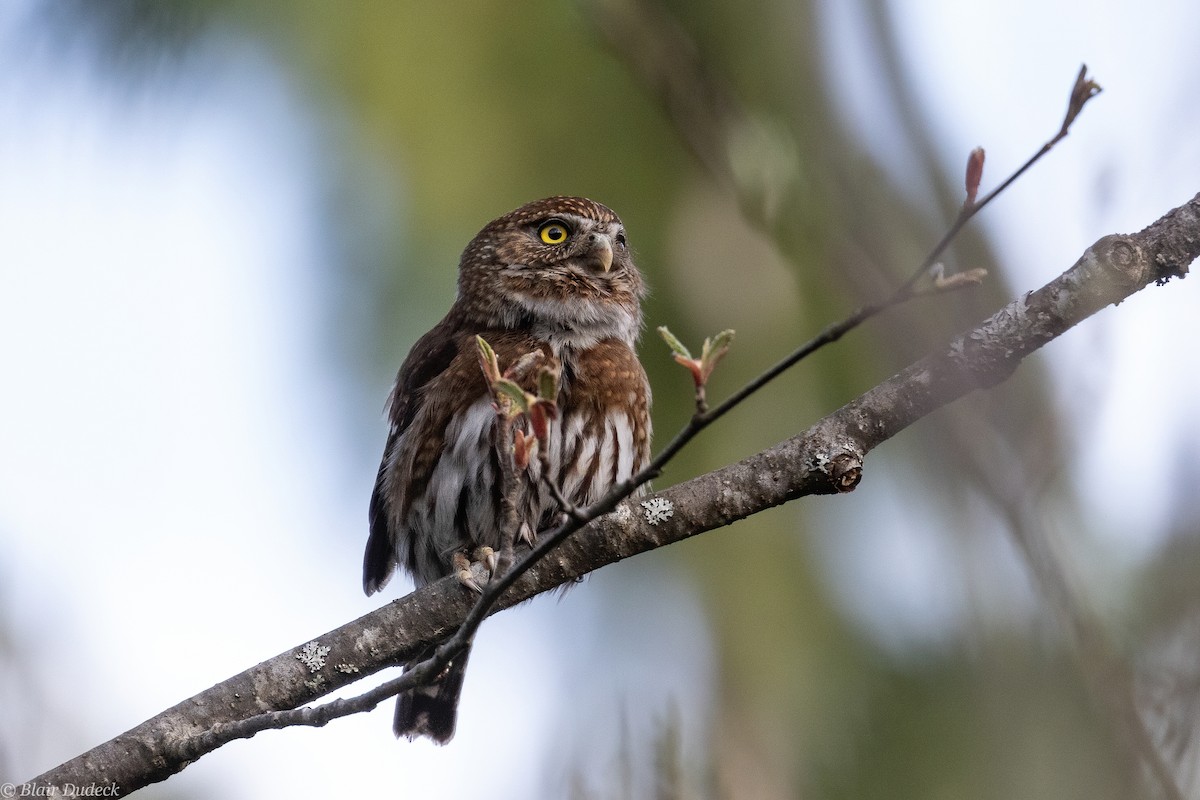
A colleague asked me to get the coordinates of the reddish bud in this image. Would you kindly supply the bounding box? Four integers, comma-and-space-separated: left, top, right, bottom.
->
964, 147, 985, 207
664, 327, 735, 391
699, 329, 735, 383
513, 429, 535, 470
673, 353, 705, 388
527, 399, 557, 443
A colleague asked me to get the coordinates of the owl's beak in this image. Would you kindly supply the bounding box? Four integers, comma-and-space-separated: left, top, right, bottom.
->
588, 234, 614, 273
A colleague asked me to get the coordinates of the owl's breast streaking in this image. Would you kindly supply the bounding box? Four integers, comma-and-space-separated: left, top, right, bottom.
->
525, 337, 652, 526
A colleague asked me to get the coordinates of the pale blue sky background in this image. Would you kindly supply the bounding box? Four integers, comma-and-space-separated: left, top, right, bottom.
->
2, 1, 1198, 797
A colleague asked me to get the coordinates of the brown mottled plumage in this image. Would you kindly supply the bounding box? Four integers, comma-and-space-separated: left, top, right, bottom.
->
365, 197, 651, 743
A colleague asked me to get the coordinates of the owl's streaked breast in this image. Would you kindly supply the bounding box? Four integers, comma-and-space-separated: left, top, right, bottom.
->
390, 334, 650, 588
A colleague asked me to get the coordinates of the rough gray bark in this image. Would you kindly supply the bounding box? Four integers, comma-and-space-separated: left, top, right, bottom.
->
23, 193, 1200, 797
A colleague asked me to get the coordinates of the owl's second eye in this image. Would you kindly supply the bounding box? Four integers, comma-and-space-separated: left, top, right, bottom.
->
538, 220, 570, 245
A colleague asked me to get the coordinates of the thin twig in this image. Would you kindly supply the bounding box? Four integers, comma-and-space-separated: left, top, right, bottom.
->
898, 65, 1102, 293
494, 413, 521, 576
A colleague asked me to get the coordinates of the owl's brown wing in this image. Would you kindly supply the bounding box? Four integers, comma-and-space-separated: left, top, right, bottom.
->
363, 314, 462, 596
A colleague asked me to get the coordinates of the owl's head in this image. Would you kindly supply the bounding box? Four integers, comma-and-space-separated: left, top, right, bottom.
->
455, 197, 645, 348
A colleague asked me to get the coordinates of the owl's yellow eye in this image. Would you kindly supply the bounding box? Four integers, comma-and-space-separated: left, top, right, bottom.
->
538, 220, 570, 245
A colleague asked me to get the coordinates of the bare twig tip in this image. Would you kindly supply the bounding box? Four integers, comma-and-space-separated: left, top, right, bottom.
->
1062, 65, 1102, 133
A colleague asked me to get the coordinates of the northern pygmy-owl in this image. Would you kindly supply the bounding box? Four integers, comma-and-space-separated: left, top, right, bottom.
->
364, 196, 652, 743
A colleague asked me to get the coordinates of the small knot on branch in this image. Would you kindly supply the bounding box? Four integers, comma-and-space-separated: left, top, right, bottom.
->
1092, 234, 1147, 288
830, 453, 862, 492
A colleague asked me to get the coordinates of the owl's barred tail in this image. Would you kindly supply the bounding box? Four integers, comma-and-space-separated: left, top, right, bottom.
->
394, 645, 471, 744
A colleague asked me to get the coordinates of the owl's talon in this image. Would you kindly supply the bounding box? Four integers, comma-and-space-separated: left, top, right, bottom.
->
457, 569, 485, 594
518, 522, 536, 548
475, 546, 498, 576
452, 551, 487, 594
451, 547, 499, 593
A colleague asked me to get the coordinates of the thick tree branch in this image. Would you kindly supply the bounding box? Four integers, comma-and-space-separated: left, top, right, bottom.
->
24, 193, 1199, 797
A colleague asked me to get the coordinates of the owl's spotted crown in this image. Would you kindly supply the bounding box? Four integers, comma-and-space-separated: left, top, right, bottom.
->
497, 196, 620, 226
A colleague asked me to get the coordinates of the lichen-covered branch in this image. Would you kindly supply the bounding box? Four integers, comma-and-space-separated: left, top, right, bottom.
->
23, 193, 1199, 797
